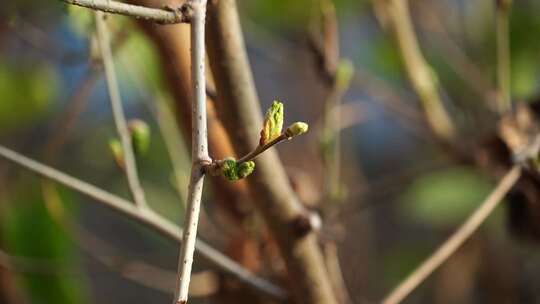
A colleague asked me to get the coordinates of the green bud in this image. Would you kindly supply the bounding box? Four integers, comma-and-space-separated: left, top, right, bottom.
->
335, 59, 354, 92
109, 138, 124, 168
260, 101, 284, 146
222, 159, 239, 181
285, 122, 309, 138
221, 159, 256, 181
237, 161, 255, 179
128, 119, 150, 156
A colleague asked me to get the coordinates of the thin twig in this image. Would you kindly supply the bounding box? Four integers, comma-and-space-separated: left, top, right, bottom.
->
60, 0, 190, 24
0, 145, 286, 300
95, 11, 148, 209
173, 1, 210, 303
382, 166, 521, 304
236, 133, 288, 163
496, 0, 512, 113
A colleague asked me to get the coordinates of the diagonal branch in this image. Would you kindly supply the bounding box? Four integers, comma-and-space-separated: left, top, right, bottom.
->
95, 11, 148, 209
60, 0, 190, 24
0, 145, 286, 300
382, 166, 521, 304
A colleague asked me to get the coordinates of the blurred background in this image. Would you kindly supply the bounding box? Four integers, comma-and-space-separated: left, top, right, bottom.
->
1, 0, 540, 303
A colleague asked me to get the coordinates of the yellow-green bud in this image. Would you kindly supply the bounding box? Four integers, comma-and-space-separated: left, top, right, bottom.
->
128, 119, 150, 156
221, 159, 256, 181
260, 101, 284, 146
335, 59, 354, 92
237, 161, 255, 179
109, 138, 124, 168
285, 122, 309, 138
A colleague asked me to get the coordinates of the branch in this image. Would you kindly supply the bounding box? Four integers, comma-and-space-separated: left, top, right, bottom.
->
206, 1, 338, 303
376, 0, 455, 141
60, 0, 190, 24
382, 166, 521, 304
173, 1, 210, 303
496, 0, 512, 113
0, 145, 286, 300
95, 11, 148, 209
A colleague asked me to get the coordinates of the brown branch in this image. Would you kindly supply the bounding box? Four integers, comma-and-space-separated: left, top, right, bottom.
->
206, 1, 338, 303
60, 0, 191, 24
382, 166, 521, 304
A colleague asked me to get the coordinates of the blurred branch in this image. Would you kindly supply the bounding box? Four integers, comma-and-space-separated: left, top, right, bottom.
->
0, 248, 69, 275
375, 0, 456, 141
95, 11, 148, 209
382, 166, 521, 304
153, 97, 190, 206
324, 243, 352, 304
0, 145, 286, 300
60, 0, 191, 24
72, 221, 220, 298
416, 3, 493, 106
496, 0, 512, 113
206, 1, 338, 303
45, 66, 101, 161
173, 0, 210, 302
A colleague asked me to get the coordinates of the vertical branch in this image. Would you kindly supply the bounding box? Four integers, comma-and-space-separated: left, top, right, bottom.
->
173, 1, 210, 303
206, 1, 338, 303
496, 0, 512, 113
95, 12, 148, 209
376, 0, 455, 141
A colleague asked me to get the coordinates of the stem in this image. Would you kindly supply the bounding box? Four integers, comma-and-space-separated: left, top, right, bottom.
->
236, 134, 287, 163
380, 0, 455, 141
95, 11, 148, 209
173, 1, 209, 303
382, 166, 521, 304
60, 0, 189, 24
496, 0, 511, 113
0, 145, 286, 299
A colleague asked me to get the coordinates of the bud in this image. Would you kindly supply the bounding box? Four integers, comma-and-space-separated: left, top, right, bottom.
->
285, 122, 309, 138
221, 158, 256, 181
260, 101, 284, 146
237, 161, 255, 179
128, 119, 150, 156
335, 59, 354, 92
109, 138, 124, 169
221, 159, 238, 181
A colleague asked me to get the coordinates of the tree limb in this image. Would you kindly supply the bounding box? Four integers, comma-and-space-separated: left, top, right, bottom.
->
60, 0, 190, 24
